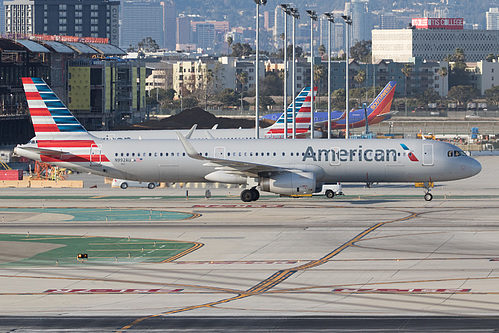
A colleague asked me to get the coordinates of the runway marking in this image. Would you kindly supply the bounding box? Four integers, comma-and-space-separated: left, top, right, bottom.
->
174, 260, 301, 265
192, 204, 284, 208
119, 209, 422, 331
0, 274, 244, 294
331, 288, 471, 294
44, 288, 183, 294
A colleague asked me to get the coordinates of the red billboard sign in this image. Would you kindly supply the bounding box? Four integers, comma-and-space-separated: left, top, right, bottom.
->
412, 18, 464, 30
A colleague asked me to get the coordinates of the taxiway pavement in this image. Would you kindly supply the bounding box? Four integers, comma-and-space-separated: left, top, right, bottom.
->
0, 156, 498, 331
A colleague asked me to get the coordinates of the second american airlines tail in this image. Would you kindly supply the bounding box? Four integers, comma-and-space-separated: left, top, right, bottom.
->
16, 77, 481, 202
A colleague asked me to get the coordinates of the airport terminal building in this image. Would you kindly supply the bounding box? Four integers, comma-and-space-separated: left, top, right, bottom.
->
372, 18, 499, 63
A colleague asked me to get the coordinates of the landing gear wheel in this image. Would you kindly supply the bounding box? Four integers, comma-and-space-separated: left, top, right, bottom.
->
250, 188, 260, 201
241, 189, 253, 202
325, 190, 335, 199
424, 193, 433, 201
120, 182, 128, 189
147, 183, 156, 189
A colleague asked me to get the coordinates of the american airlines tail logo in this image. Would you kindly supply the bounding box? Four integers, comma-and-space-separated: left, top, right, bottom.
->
400, 144, 419, 162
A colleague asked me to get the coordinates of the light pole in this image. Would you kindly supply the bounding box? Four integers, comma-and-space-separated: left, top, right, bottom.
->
280, 4, 291, 139
306, 10, 318, 139
254, 0, 267, 139
324, 12, 334, 140
341, 14, 352, 139
290, 7, 299, 139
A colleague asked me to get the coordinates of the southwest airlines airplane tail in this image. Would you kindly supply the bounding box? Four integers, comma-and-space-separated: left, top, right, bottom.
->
16, 78, 481, 202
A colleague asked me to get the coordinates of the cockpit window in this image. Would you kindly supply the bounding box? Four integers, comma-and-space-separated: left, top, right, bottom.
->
448, 150, 465, 157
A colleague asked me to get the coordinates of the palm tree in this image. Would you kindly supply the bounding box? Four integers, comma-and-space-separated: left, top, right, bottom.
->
401, 63, 413, 116
318, 44, 326, 59
437, 66, 448, 98
354, 69, 366, 105
227, 36, 233, 55
313, 65, 327, 106
236, 71, 249, 111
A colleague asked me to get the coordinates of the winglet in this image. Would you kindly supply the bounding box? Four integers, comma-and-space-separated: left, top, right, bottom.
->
185, 124, 197, 139
176, 132, 206, 160
211, 124, 218, 130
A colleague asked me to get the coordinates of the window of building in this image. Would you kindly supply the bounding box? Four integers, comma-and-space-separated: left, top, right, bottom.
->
75, 11, 82, 18
75, 4, 82, 10
59, 4, 66, 10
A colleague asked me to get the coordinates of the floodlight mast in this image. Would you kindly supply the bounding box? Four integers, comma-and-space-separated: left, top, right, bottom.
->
324, 13, 334, 139
280, 4, 291, 139
290, 7, 299, 138
341, 14, 352, 139
306, 10, 318, 139
254, 0, 267, 139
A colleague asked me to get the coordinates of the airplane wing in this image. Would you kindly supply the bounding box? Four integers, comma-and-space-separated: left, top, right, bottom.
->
375, 110, 398, 117
176, 132, 296, 178
314, 112, 346, 127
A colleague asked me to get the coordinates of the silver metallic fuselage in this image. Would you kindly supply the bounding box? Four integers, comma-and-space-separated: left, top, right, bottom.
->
15, 138, 482, 185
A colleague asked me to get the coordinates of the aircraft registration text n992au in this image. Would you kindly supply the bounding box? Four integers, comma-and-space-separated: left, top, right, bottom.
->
15, 77, 482, 202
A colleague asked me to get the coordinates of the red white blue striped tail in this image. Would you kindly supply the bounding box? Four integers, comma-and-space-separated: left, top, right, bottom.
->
264, 86, 317, 138
22, 77, 94, 142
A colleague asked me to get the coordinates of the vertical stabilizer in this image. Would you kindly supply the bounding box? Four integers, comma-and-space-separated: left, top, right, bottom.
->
264, 86, 317, 138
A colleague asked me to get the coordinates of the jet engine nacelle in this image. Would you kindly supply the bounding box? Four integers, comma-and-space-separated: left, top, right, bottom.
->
260, 171, 316, 196
205, 171, 247, 184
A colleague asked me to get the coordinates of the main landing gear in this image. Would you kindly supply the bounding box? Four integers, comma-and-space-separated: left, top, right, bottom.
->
241, 187, 260, 202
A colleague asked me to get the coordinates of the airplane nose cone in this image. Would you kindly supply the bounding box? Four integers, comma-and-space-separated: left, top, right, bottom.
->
470, 158, 482, 176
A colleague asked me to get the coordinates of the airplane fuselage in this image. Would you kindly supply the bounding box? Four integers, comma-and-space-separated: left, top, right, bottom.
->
17, 138, 481, 186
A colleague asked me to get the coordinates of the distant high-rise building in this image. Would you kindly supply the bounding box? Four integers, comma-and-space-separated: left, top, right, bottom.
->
487, 8, 499, 30
162, 1, 176, 50
4, 0, 120, 45
194, 22, 215, 50
121, 1, 163, 49
347, 0, 372, 44
0, 4, 5, 33
380, 13, 397, 29
273, 5, 284, 44
372, 27, 499, 62
176, 16, 191, 45
264, 10, 274, 30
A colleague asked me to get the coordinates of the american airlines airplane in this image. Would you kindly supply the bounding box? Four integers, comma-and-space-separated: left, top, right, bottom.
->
89, 81, 396, 140
15, 77, 481, 202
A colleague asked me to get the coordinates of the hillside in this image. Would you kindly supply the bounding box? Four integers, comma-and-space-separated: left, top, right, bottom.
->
176, 0, 499, 28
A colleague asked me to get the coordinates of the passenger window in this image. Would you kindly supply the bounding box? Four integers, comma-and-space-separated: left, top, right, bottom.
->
115, 153, 118, 156
160, 153, 163, 156
165, 153, 168, 156
121, 153, 123, 157
282, 152, 285, 156
149, 153, 152, 157
132, 153, 135, 157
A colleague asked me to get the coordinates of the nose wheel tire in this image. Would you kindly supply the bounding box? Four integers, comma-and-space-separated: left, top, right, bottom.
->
424, 193, 433, 201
